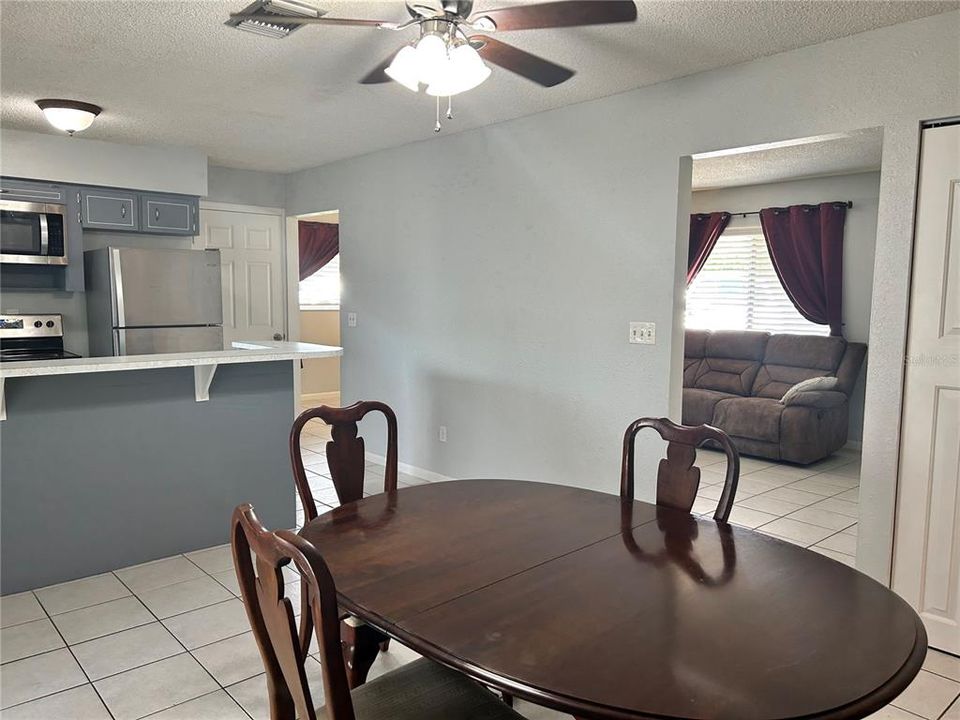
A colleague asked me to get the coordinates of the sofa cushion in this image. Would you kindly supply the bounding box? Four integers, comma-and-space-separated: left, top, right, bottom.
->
682, 388, 732, 426
692, 331, 770, 396
712, 397, 785, 444
764, 334, 846, 369
683, 330, 710, 387
753, 334, 847, 399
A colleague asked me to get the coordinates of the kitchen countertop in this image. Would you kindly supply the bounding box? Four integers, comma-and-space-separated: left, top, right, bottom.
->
0, 341, 342, 378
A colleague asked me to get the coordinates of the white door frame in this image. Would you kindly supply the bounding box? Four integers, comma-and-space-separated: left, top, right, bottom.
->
285, 215, 302, 405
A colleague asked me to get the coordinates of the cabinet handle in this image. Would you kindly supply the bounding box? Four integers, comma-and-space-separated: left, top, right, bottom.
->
121, 205, 126, 218
77, 211, 82, 223
155, 208, 160, 221
77, 192, 81, 204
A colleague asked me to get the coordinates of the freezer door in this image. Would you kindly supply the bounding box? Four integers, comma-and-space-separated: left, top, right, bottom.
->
112, 247, 223, 327
114, 327, 224, 355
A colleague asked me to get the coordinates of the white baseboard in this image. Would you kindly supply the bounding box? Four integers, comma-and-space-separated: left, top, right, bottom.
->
365, 452, 455, 484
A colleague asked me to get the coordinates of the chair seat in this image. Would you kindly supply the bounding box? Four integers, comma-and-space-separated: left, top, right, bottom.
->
322, 658, 525, 720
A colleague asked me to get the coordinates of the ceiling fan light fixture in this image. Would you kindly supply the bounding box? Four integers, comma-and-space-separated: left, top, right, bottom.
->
35, 99, 101, 135
425, 42, 491, 97
385, 45, 421, 92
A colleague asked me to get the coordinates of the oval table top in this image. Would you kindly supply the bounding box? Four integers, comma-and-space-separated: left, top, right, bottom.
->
299, 479, 926, 720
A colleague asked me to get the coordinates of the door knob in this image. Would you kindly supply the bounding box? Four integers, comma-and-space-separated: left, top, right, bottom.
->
273, 332, 284, 341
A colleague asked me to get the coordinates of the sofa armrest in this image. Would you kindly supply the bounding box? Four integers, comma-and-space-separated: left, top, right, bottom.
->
783, 390, 848, 408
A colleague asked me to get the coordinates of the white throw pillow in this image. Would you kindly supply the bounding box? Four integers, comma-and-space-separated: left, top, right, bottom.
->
780, 376, 839, 405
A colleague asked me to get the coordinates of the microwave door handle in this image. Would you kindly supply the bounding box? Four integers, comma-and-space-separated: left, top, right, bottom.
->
38, 214, 49, 255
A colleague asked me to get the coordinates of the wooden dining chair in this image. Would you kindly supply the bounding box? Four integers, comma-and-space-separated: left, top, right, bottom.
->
620, 417, 740, 522
290, 401, 399, 525
289, 401, 398, 674
232, 504, 525, 720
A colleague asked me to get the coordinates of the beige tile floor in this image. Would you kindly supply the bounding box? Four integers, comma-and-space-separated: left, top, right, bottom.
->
1, 412, 957, 719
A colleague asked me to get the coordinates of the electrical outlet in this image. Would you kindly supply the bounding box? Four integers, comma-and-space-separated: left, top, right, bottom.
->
347, 312, 357, 328
439, 425, 447, 443
629, 322, 656, 345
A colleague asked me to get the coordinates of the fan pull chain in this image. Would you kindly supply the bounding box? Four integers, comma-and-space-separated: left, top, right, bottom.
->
435, 96, 441, 133
446, 96, 453, 120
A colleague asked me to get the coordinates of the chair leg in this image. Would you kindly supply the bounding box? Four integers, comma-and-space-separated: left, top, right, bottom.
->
340, 619, 388, 688
379, 638, 391, 652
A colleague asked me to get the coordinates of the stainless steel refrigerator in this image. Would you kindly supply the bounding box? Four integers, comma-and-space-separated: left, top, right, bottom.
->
84, 247, 224, 356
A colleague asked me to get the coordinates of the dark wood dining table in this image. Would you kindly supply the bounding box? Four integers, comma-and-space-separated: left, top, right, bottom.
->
298, 479, 926, 720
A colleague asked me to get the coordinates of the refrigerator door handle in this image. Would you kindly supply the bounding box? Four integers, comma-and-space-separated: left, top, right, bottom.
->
111, 248, 126, 328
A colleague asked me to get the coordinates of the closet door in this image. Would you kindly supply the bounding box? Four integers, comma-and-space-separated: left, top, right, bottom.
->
893, 122, 960, 654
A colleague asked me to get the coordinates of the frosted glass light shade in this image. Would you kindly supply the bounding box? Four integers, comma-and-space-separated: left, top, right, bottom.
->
425, 43, 491, 97
414, 34, 448, 86
385, 46, 420, 92
36, 99, 101, 134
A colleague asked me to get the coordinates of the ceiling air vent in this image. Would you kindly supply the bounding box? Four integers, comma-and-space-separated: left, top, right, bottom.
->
226, 0, 325, 39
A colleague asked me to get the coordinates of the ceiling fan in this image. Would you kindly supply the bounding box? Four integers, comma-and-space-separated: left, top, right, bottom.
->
228, 0, 638, 130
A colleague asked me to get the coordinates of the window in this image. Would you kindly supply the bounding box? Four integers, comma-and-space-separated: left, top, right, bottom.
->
685, 229, 829, 336
299, 254, 340, 309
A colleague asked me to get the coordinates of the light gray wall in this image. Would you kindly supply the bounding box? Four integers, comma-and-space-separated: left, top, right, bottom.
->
206, 165, 286, 208
285, 12, 960, 583
691, 171, 881, 441
0, 129, 207, 195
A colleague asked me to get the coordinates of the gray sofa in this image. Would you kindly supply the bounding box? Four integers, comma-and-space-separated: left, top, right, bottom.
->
683, 330, 866, 465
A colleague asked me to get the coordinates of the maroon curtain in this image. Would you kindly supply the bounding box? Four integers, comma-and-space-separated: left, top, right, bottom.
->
687, 212, 731, 285
759, 203, 847, 336
299, 222, 339, 281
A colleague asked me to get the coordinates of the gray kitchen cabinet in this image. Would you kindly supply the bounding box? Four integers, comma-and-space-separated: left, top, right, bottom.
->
0, 178, 66, 203
139, 194, 197, 236
80, 188, 138, 231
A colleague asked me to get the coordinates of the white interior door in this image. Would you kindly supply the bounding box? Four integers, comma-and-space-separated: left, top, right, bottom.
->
893, 122, 960, 654
195, 205, 286, 348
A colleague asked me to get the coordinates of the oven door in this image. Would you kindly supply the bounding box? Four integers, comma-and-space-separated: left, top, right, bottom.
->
0, 202, 68, 265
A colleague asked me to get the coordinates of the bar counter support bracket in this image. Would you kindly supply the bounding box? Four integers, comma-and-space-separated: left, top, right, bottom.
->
194, 364, 218, 402
0, 377, 5, 422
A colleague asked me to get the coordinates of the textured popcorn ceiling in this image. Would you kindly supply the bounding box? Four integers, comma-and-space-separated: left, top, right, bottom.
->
0, 1, 954, 173
692, 128, 884, 190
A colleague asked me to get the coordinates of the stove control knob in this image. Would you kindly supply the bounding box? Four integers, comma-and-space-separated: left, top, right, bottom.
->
33, 321, 43, 328
46, 321, 55, 328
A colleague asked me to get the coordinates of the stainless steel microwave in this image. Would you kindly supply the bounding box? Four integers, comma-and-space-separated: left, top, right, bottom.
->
0, 200, 69, 265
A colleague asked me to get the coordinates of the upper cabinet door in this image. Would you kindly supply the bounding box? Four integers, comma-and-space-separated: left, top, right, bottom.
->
140, 194, 198, 236
80, 189, 138, 231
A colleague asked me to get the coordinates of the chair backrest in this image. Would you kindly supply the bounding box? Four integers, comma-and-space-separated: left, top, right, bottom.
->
620, 417, 739, 522
290, 401, 398, 522
232, 504, 355, 720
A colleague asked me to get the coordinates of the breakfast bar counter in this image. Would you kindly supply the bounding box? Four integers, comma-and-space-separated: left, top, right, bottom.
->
0, 342, 342, 593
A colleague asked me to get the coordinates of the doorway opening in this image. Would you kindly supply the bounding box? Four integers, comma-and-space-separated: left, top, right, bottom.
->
675, 128, 884, 567
295, 209, 341, 420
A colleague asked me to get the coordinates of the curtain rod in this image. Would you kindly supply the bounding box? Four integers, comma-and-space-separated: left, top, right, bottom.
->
728, 201, 853, 219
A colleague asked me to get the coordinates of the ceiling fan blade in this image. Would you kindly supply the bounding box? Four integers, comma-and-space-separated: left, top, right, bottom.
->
360, 55, 395, 84
471, 0, 636, 31
229, 13, 393, 27
471, 36, 573, 87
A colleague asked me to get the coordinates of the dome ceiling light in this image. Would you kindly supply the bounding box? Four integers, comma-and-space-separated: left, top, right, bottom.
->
35, 99, 102, 136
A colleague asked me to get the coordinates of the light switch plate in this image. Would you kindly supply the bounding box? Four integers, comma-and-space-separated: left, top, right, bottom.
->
629, 322, 656, 345
347, 312, 357, 328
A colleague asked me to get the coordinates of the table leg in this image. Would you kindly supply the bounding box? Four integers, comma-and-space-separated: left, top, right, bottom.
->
341, 619, 388, 688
